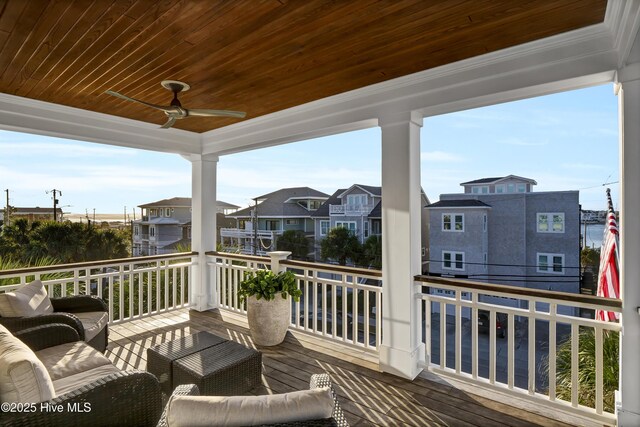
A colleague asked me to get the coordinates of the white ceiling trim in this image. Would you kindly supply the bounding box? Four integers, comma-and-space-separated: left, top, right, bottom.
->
0, 92, 200, 155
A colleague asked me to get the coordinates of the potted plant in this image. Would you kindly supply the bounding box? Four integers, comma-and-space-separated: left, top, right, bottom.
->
239, 269, 301, 346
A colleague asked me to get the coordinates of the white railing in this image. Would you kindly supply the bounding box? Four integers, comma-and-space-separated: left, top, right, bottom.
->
416, 275, 622, 424
208, 252, 382, 352
329, 204, 376, 215
0, 253, 196, 324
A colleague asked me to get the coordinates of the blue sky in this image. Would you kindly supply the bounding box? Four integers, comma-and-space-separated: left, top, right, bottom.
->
0, 84, 619, 216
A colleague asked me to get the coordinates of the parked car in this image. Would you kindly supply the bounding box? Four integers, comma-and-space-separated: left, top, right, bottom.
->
478, 310, 507, 338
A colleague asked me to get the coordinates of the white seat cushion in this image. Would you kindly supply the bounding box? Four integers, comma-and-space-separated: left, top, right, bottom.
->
52, 364, 120, 397
73, 311, 108, 342
0, 324, 56, 403
35, 341, 112, 381
166, 387, 334, 427
0, 280, 53, 317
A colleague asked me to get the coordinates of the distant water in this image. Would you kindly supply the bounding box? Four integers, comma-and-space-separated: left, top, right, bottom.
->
583, 222, 605, 249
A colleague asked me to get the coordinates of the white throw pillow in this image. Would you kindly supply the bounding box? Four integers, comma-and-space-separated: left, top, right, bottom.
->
0, 324, 56, 403
0, 280, 54, 317
166, 387, 334, 427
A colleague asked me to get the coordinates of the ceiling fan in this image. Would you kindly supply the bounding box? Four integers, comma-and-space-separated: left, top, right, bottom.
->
105, 80, 246, 129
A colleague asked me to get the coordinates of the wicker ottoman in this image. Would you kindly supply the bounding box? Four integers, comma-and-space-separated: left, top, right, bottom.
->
147, 332, 228, 394
172, 340, 262, 396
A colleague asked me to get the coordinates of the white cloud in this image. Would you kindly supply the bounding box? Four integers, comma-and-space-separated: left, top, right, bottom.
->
420, 151, 465, 162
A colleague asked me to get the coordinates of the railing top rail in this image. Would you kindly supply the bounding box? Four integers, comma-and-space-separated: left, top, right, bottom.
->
282, 259, 382, 277
416, 274, 622, 309
207, 251, 270, 263
0, 252, 198, 276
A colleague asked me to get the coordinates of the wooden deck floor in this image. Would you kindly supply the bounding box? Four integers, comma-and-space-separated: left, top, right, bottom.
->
105, 309, 599, 427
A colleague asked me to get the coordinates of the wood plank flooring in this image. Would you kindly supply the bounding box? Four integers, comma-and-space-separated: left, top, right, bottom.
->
105, 309, 601, 427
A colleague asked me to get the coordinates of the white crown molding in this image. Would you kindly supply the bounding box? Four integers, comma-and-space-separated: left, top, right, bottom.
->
605, 0, 640, 67
0, 93, 201, 155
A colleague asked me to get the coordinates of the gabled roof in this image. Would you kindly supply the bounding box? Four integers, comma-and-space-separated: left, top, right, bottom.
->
368, 201, 382, 219
337, 184, 382, 199
460, 175, 537, 186
138, 197, 240, 209
229, 187, 329, 218
311, 189, 345, 218
426, 200, 492, 209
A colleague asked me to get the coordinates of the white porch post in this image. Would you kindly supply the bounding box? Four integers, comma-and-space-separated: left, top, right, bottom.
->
617, 65, 640, 424
190, 153, 219, 311
379, 111, 425, 379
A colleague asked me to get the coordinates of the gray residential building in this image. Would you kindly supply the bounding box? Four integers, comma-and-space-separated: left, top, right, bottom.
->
133, 197, 239, 256
223, 187, 329, 255
426, 175, 580, 294
313, 184, 430, 269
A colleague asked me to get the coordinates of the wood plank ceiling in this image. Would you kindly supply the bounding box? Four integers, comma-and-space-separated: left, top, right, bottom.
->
0, 0, 606, 133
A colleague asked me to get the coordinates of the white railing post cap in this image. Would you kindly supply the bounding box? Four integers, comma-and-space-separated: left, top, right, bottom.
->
267, 251, 291, 260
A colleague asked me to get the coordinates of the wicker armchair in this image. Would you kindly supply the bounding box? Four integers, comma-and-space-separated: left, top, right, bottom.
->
0, 294, 109, 352
157, 373, 349, 427
0, 323, 162, 427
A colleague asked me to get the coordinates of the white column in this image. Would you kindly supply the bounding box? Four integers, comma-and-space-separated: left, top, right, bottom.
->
379, 111, 425, 379
617, 64, 640, 425
190, 153, 219, 311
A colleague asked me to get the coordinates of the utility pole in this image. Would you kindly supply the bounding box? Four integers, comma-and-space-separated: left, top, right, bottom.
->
47, 189, 61, 222
4, 189, 10, 227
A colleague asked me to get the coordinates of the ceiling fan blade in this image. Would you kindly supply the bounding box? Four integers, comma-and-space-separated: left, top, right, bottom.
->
160, 116, 177, 129
186, 109, 246, 118
105, 90, 171, 112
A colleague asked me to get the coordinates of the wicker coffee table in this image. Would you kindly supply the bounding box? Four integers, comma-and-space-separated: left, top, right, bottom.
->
147, 331, 262, 395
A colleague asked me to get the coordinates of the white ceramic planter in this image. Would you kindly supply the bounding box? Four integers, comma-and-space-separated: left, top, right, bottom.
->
247, 292, 290, 346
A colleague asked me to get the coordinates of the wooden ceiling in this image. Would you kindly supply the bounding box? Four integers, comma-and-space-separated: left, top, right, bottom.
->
0, 0, 607, 133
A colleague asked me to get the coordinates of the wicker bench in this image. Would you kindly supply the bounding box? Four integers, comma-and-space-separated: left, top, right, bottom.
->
147, 331, 262, 395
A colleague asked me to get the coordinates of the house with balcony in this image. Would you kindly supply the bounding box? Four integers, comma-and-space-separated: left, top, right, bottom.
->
313, 184, 430, 269
1, 2, 639, 425
222, 187, 329, 255
133, 197, 239, 256
427, 176, 580, 295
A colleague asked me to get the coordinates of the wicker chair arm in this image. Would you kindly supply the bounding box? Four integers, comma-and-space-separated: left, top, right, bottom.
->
310, 374, 349, 427
0, 313, 85, 340
156, 384, 200, 427
51, 295, 108, 313
14, 323, 80, 351
0, 371, 162, 427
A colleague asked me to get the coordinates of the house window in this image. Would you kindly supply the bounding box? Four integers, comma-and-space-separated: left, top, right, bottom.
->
442, 213, 464, 232
335, 221, 356, 233
266, 220, 279, 230
150, 209, 157, 216
285, 219, 299, 225
347, 194, 367, 206
537, 213, 564, 233
471, 186, 488, 194
507, 183, 515, 193
483, 214, 487, 232
364, 221, 369, 238
165, 208, 171, 217
495, 184, 505, 194
150, 226, 156, 237
372, 221, 381, 235
442, 251, 465, 271
517, 183, 526, 193
537, 253, 564, 274
309, 200, 321, 210
134, 226, 139, 236
320, 220, 330, 236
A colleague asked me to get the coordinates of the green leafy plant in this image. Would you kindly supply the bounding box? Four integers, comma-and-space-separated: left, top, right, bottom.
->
238, 269, 301, 302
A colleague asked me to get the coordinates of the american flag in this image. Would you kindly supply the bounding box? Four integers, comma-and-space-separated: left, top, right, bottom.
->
596, 189, 620, 322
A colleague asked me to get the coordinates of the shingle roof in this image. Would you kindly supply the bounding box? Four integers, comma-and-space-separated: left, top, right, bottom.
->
426, 200, 492, 208
229, 187, 329, 218
138, 197, 240, 209
460, 175, 537, 186
337, 184, 381, 198
311, 189, 345, 218
368, 201, 382, 219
